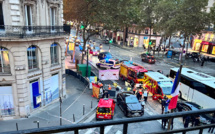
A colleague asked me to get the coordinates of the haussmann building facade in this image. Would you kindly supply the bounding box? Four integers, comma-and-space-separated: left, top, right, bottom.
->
0, 0, 68, 120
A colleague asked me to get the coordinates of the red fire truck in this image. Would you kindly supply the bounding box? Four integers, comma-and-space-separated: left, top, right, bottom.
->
119, 61, 148, 85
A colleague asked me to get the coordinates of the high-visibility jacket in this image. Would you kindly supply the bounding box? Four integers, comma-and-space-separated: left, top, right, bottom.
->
108, 85, 111, 90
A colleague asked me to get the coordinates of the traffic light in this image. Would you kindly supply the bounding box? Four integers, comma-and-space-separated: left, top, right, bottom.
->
109, 39, 113, 43
149, 40, 152, 45
80, 25, 84, 29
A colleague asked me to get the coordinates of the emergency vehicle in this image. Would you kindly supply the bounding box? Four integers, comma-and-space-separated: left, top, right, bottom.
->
96, 98, 115, 120
119, 61, 148, 85
143, 72, 173, 100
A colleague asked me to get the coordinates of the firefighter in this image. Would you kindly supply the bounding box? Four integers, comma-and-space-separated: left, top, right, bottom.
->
108, 84, 112, 90
132, 84, 137, 94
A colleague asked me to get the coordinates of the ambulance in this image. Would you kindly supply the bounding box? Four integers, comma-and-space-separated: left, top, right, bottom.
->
143, 71, 173, 100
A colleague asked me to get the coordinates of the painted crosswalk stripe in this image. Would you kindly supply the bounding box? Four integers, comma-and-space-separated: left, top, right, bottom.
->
105, 126, 113, 134
115, 130, 122, 134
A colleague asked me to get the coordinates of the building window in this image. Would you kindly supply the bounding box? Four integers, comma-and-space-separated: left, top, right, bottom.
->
50, 7, 56, 30
0, 47, 10, 73
27, 46, 38, 70
50, 44, 58, 65
0, 3, 4, 30
145, 29, 148, 34
25, 5, 32, 31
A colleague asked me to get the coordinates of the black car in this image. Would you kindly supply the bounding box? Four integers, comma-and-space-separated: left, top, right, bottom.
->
117, 92, 144, 117
176, 101, 212, 124
141, 53, 155, 64
98, 52, 112, 60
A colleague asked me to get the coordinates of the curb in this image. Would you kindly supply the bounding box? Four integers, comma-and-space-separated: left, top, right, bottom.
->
75, 105, 97, 124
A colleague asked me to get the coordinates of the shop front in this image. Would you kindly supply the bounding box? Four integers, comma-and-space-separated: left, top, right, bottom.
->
201, 41, 210, 53
45, 74, 59, 105
30, 80, 41, 109
208, 42, 215, 55
0, 85, 15, 116
143, 36, 149, 48
134, 36, 139, 47
192, 39, 202, 52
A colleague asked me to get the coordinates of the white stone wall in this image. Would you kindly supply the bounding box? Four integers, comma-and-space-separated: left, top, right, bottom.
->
0, 37, 66, 118
2, 0, 63, 26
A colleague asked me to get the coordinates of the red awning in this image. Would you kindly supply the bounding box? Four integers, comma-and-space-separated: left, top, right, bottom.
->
201, 41, 209, 45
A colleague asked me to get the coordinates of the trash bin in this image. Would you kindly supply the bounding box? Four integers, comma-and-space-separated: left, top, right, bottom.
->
167, 50, 173, 58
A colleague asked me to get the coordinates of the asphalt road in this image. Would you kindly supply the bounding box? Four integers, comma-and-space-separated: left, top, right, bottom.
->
69, 30, 209, 134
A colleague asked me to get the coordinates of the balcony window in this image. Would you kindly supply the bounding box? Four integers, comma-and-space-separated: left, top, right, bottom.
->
27, 46, 38, 70
25, 5, 32, 31
0, 3, 4, 30
50, 8, 56, 31
50, 44, 58, 65
0, 47, 10, 73
145, 29, 148, 34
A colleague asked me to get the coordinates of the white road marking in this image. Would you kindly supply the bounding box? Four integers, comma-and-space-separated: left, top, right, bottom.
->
115, 130, 122, 134
105, 126, 113, 134
85, 128, 96, 134
83, 113, 96, 123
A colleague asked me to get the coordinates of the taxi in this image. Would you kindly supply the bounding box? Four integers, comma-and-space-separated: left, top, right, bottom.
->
96, 98, 115, 120
96, 59, 120, 69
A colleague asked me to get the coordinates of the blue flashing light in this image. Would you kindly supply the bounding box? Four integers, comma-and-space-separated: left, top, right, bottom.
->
105, 58, 109, 62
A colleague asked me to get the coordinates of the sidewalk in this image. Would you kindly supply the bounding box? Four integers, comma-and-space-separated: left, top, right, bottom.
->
0, 64, 98, 133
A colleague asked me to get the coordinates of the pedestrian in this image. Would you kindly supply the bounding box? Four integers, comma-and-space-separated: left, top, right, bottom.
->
164, 96, 170, 113
161, 97, 166, 114
108, 84, 111, 90
171, 117, 174, 130
133, 84, 137, 94
135, 89, 142, 101
162, 112, 168, 129
193, 115, 200, 126
184, 115, 191, 128
208, 116, 215, 133
143, 89, 148, 102
102, 90, 109, 98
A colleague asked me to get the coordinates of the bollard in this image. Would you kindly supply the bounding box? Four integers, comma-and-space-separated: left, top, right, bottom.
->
16, 123, 18, 131
91, 101, 93, 109
83, 104, 85, 115
37, 122, 39, 128
73, 114, 75, 122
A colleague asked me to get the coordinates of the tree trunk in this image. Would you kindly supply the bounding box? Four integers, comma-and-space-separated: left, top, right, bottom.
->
81, 28, 86, 64
76, 24, 80, 37
180, 36, 186, 63
148, 26, 152, 52
158, 36, 163, 56
168, 36, 172, 49
123, 27, 127, 46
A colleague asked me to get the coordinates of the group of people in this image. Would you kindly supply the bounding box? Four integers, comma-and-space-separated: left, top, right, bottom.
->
132, 84, 149, 103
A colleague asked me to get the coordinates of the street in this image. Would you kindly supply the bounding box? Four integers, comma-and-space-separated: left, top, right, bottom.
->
68, 30, 211, 134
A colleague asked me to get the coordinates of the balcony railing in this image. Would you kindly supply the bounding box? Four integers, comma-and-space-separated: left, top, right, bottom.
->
3, 108, 215, 134
0, 25, 70, 39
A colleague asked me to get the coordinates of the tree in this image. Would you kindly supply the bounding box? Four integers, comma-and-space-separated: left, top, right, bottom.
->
153, 0, 210, 62
137, 0, 159, 52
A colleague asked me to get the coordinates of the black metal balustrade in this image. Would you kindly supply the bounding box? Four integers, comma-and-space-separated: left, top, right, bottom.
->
0, 25, 70, 39
1, 108, 215, 134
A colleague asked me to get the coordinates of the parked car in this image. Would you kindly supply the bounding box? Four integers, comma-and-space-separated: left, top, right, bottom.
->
117, 92, 144, 117
176, 101, 212, 124
141, 53, 156, 64
98, 52, 112, 60
104, 38, 110, 44
89, 46, 100, 56
96, 59, 120, 69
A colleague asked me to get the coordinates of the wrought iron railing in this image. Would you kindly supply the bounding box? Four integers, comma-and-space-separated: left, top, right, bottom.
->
2, 108, 215, 134
0, 25, 70, 39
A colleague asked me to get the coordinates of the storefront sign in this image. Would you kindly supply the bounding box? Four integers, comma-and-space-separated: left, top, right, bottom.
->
36, 95, 42, 104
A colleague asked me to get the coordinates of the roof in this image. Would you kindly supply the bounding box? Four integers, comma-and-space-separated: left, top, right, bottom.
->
145, 72, 172, 82
123, 61, 135, 67
171, 68, 215, 88
97, 98, 114, 108
130, 66, 148, 72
